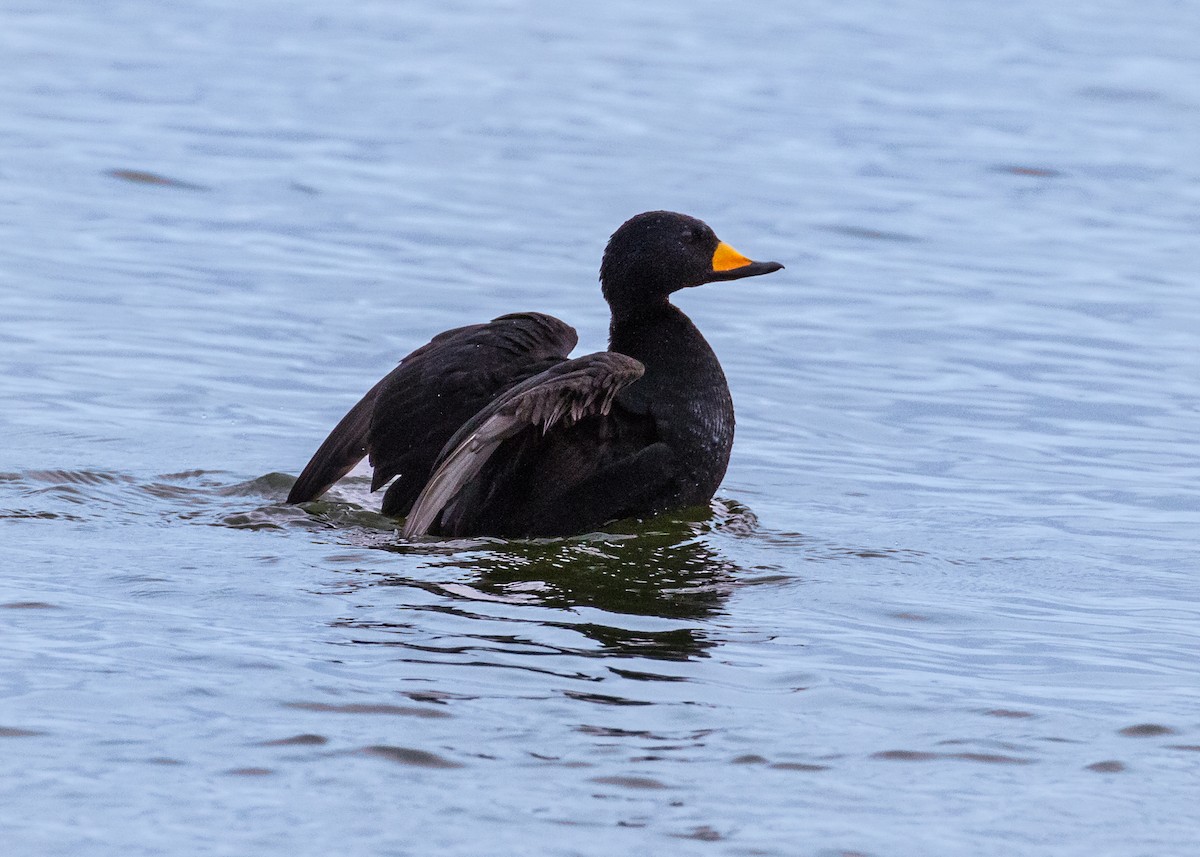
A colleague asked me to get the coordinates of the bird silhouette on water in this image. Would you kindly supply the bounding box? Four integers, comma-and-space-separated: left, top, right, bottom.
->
286, 211, 784, 537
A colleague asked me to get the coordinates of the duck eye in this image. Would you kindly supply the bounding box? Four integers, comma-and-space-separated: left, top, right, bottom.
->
681, 228, 699, 244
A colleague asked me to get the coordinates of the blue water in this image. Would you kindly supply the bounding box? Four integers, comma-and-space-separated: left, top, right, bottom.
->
3, 1, 1199, 854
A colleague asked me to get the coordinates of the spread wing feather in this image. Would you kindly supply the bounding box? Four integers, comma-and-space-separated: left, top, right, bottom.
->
403, 352, 645, 537
287, 312, 577, 509
285, 373, 387, 505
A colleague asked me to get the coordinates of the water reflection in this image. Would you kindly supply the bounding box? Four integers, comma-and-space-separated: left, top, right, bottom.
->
426, 546, 728, 659
420, 528, 738, 619
336, 504, 760, 662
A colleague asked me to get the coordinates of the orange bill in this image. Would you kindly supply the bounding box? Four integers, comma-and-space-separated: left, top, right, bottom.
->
711, 242, 753, 272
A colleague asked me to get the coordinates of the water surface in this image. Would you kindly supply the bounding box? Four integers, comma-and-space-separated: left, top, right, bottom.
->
2, 1, 1199, 855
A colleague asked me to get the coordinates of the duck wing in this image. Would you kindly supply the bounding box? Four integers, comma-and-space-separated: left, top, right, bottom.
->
403, 351, 653, 538
286, 312, 578, 510
284, 371, 388, 505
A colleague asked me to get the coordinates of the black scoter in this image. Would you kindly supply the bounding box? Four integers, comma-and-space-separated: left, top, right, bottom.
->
286, 211, 783, 537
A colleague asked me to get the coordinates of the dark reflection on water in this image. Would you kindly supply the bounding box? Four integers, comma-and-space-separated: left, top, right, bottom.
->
436, 536, 735, 659
329, 506, 759, 661
407, 527, 740, 619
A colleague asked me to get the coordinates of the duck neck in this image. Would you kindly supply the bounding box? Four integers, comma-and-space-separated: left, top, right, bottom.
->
610, 300, 706, 369
608, 298, 735, 503
607, 299, 730, 413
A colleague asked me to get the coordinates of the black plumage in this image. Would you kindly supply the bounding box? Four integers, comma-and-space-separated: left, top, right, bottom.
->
286, 211, 783, 537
